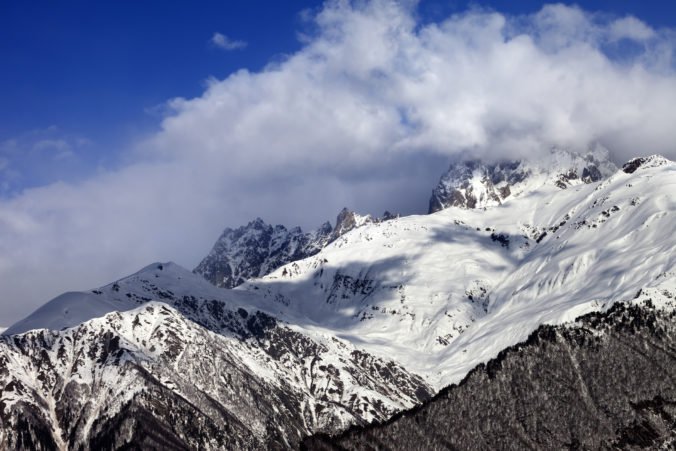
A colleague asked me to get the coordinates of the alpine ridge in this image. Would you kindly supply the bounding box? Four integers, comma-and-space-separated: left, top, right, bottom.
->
237, 153, 674, 388
1, 152, 674, 449
0, 264, 431, 449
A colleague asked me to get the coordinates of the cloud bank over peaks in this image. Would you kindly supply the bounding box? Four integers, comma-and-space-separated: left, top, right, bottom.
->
0, 1, 675, 324
152, 0, 676, 170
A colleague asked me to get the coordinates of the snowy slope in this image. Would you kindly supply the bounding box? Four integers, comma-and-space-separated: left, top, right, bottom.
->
240, 155, 675, 387
0, 265, 431, 448
308, 299, 676, 450
5, 262, 250, 336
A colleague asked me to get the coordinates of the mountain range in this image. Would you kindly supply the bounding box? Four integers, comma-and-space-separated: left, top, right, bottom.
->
1, 150, 674, 449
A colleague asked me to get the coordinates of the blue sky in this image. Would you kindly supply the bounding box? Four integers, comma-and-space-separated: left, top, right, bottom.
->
1, 0, 676, 324
2, 0, 675, 192
1, 1, 312, 135
1, 1, 325, 190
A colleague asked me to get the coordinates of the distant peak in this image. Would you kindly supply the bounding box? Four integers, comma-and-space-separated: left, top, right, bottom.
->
248, 217, 268, 228
622, 155, 671, 174
317, 221, 333, 234
135, 261, 189, 276
332, 207, 375, 240
381, 211, 399, 221
138, 261, 171, 272
194, 205, 383, 289
333, 208, 358, 237
429, 149, 617, 213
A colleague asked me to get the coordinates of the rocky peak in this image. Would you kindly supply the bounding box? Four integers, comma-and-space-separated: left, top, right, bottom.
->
549, 147, 616, 188
249, 217, 267, 228
428, 160, 524, 213
316, 221, 333, 235
193, 219, 299, 289
334, 208, 357, 233
622, 155, 670, 174
429, 148, 617, 213
195, 207, 392, 289
331, 208, 372, 241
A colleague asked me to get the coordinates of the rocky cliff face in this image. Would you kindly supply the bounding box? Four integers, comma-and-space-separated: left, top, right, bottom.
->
0, 264, 431, 450
194, 209, 396, 289
429, 148, 617, 213
306, 300, 676, 450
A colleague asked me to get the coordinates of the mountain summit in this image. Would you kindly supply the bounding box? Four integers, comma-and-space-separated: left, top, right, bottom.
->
194, 209, 396, 289
429, 148, 617, 213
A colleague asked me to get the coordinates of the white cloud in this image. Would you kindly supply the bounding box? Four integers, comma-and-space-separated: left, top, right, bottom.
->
608, 16, 656, 42
155, 2, 676, 166
32, 139, 70, 152
1, 1, 676, 324
32, 139, 75, 160
211, 32, 247, 50
0, 129, 93, 196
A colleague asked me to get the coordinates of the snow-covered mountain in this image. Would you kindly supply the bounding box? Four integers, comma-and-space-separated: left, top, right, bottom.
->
429, 148, 617, 212
0, 263, 430, 449
307, 299, 676, 449
194, 208, 396, 289
1, 153, 674, 449
240, 154, 674, 387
